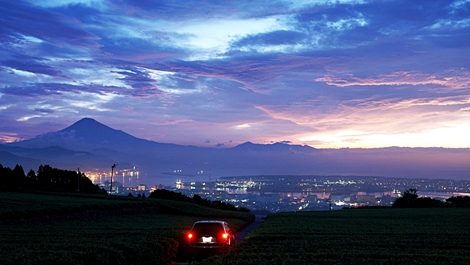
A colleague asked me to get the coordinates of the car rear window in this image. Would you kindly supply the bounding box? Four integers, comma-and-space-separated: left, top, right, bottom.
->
193, 223, 224, 235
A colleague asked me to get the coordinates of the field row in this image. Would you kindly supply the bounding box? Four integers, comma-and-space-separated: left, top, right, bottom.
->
0, 192, 254, 265
192, 208, 470, 265
0, 192, 253, 223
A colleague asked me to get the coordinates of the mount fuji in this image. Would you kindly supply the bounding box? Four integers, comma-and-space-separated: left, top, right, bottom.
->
2, 118, 470, 186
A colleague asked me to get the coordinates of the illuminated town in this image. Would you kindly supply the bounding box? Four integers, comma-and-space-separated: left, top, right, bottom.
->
173, 176, 470, 212
84, 168, 470, 212
83, 166, 149, 195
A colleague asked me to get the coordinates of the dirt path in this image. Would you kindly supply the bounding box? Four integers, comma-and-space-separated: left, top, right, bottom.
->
235, 215, 266, 244
172, 215, 266, 264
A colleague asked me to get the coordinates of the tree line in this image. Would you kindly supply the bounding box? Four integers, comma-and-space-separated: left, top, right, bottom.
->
392, 188, 470, 208
148, 189, 250, 212
0, 164, 248, 213
0, 164, 102, 193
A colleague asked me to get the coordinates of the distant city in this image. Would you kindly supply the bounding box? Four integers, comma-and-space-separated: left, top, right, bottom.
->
85, 167, 470, 213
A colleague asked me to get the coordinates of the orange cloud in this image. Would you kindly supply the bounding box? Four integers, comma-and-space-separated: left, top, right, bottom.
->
0, 133, 21, 143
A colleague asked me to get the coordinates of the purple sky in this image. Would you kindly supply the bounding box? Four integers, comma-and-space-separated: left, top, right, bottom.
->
1, 0, 470, 148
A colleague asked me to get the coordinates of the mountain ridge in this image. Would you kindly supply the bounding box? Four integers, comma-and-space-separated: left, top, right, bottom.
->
3, 118, 470, 186
8, 118, 316, 152
8, 118, 470, 151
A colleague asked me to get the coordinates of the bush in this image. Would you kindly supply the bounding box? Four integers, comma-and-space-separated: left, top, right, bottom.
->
392, 189, 444, 208
446, 196, 470, 207
149, 189, 248, 212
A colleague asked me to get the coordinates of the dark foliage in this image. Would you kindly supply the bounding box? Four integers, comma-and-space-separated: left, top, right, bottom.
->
149, 189, 193, 202
149, 189, 250, 212
0, 164, 34, 189
0, 164, 102, 193
446, 196, 470, 207
392, 188, 418, 207
392, 188, 446, 208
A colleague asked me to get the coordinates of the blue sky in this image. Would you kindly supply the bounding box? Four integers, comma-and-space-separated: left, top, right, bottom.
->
1, 0, 469, 148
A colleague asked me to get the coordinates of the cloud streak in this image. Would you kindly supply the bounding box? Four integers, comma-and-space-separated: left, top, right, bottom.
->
316, 69, 470, 89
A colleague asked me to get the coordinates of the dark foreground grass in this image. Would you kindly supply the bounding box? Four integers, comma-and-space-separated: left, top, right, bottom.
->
0, 192, 254, 265
0, 192, 253, 223
191, 208, 470, 265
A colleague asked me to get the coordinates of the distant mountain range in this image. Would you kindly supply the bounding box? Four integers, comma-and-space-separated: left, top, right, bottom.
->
2, 118, 470, 186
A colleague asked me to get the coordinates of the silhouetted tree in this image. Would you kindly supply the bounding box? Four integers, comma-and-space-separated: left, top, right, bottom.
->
392, 188, 418, 207
446, 196, 470, 207
27, 169, 37, 180
37, 164, 54, 189
0, 164, 14, 189
392, 188, 443, 208
13, 164, 25, 180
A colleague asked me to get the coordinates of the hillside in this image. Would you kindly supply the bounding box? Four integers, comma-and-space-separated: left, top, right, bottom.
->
0, 192, 254, 265
0, 192, 253, 224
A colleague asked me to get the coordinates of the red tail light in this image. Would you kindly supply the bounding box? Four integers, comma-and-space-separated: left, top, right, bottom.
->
222, 233, 229, 239
187, 233, 193, 240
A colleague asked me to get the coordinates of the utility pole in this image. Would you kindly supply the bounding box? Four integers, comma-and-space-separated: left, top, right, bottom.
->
209, 168, 212, 190
76, 167, 80, 192
110, 164, 117, 193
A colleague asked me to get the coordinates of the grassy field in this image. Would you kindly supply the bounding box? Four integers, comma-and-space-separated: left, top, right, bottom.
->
0, 192, 253, 222
0, 192, 254, 265
192, 208, 470, 265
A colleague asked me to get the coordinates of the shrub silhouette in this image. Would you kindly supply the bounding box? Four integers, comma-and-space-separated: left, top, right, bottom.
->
392, 188, 444, 208
149, 189, 249, 212
446, 196, 470, 207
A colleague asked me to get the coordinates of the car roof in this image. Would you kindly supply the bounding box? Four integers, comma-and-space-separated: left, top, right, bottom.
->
193, 220, 227, 224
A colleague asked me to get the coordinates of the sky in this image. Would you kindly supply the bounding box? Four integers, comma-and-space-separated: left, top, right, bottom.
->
1, 0, 469, 149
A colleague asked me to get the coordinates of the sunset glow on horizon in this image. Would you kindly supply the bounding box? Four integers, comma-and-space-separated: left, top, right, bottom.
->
1, 0, 469, 149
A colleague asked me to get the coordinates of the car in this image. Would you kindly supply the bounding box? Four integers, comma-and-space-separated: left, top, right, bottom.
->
186, 220, 235, 250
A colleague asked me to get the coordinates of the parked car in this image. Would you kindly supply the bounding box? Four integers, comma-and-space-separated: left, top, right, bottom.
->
186, 220, 235, 250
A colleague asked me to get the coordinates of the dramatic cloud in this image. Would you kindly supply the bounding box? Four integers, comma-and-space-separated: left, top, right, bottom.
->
0, 0, 469, 148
